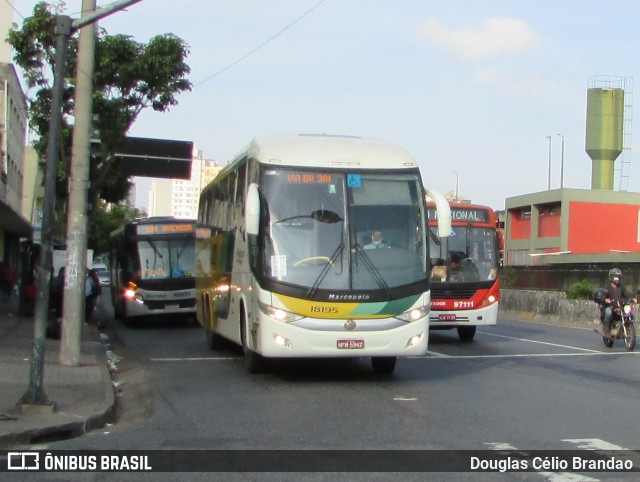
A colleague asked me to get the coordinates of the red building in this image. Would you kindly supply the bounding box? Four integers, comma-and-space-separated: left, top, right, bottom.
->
505, 188, 640, 266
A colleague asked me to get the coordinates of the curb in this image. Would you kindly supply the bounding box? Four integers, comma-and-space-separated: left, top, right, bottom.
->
0, 327, 116, 448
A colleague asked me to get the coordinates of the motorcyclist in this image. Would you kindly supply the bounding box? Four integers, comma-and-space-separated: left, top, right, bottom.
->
602, 268, 635, 337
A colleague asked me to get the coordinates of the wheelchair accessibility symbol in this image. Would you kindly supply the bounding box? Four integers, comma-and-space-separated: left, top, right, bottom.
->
347, 175, 362, 188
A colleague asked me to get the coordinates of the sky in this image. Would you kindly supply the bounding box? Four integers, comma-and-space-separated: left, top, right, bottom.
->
7, 0, 640, 211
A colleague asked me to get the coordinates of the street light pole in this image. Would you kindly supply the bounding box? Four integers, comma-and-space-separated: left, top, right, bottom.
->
546, 136, 552, 190
556, 133, 565, 189
451, 170, 459, 200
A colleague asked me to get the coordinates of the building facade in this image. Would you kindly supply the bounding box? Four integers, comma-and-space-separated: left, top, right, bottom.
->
147, 148, 222, 219
0, 62, 32, 264
505, 188, 640, 266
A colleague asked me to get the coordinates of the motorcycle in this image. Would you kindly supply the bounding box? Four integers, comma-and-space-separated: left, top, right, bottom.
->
593, 295, 636, 351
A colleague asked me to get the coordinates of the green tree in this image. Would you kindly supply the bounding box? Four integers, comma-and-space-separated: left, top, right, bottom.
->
90, 201, 144, 254
6, 1, 191, 209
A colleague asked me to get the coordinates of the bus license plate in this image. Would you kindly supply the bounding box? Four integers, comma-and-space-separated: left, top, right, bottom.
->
166, 304, 179, 310
337, 339, 365, 349
438, 314, 457, 321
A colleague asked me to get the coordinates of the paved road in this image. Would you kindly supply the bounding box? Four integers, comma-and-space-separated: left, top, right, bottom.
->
17, 300, 640, 481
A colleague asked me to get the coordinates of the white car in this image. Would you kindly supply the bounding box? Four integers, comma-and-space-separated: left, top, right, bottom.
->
92, 263, 111, 287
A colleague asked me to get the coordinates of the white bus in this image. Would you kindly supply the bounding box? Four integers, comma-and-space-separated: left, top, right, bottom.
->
196, 134, 451, 374
110, 217, 197, 322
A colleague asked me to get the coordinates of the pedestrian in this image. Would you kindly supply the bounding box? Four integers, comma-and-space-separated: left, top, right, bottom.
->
24, 273, 36, 316
85, 268, 102, 323
1, 261, 16, 301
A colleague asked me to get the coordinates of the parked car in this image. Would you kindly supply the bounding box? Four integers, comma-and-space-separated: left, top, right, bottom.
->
92, 263, 111, 287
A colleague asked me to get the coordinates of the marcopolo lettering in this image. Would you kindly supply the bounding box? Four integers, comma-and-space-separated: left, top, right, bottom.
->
327, 293, 370, 301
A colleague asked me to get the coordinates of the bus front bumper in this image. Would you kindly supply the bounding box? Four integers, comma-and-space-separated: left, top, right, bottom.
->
429, 302, 498, 328
253, 316, 429, 358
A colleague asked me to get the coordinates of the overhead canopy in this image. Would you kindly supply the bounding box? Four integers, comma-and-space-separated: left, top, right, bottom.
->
0, 200, 32, 238
115, 137, 193, 179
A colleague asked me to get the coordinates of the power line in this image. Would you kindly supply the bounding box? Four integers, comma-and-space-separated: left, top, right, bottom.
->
3, 0, 25, 20
193, 0, 326, 87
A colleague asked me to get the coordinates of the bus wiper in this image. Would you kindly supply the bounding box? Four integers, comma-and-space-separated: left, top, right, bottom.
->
306, 242, 344, 299
147, 239, 164, 259
174, 238, 191, 269
353, 243, 391, 297
429, 228, 441, 246
273, 209, 343, 226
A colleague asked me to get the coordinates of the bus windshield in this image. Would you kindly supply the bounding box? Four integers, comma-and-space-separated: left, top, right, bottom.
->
261, 169, 427, 293
430, 225, 498, 283
133, 237, 196, 280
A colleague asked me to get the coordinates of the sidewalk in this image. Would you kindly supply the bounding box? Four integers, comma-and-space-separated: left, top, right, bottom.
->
0, 296, 115, 448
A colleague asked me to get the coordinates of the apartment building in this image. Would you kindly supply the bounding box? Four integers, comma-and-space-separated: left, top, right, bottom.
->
0, 61, 33, 263
147, 148, 222, 219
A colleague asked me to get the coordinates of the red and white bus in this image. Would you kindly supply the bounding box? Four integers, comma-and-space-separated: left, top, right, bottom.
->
426, 202, 502, 341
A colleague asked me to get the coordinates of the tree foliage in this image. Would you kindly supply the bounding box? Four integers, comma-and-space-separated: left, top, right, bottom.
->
90, 201, 144, 254
567, 279, 593, 300
6, 1, 192, 207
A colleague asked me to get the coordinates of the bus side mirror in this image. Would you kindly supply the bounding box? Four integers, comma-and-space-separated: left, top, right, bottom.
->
246, 183, 260, 235
425, 188, 452, 237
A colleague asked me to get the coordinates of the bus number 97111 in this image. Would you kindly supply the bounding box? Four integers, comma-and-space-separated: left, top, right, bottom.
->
453, 300, 475, 309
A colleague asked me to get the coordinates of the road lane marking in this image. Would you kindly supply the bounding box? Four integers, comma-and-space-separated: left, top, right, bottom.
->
423, 350, 451, 357
484, 442, 602, 482
414, 351, 640, 359
150, 357, 239, 362
478, 331, 603, 353
562, 438, 626, 450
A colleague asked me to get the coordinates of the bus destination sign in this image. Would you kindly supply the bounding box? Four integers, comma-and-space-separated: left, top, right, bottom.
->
137, 224, 195, 235
427, 207, 490, 223
286, 173, 333, 184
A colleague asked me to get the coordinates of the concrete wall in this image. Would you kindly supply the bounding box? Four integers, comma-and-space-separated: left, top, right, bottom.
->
500, 288, 601, 324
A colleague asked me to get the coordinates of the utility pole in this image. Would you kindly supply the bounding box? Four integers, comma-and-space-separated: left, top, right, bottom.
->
60, 0, 96, 366
18, 15, 72, 411
451, 170, 459, 201
546, 135, 552, 190
556, 133, 565, 189
19, 0, 145, 408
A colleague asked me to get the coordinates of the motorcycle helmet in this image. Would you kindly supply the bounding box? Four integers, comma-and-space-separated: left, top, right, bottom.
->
592, 288, 609, 304
609, 268, 622, 285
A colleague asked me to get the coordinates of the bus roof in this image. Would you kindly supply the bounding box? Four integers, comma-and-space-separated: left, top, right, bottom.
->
235, 134, 419, 170
426, 201, 496, 211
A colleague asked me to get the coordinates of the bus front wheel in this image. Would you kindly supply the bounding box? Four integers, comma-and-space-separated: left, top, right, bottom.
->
457, 326, 476, 342
241, 310, 267, 373
371, 356, 396, 375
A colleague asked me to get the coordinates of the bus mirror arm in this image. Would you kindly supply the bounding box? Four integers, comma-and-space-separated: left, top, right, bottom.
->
425, 189, 452, 237
246, 183, 261, 236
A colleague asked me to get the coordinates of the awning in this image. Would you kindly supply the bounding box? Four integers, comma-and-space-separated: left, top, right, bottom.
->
0, 200, 33, 238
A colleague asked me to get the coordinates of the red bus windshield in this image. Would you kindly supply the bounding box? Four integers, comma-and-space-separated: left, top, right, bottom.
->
427, 204, 499, 284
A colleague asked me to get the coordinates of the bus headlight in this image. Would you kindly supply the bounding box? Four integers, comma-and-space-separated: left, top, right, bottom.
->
394, 305, 429, 323
258, 301, 304, 323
